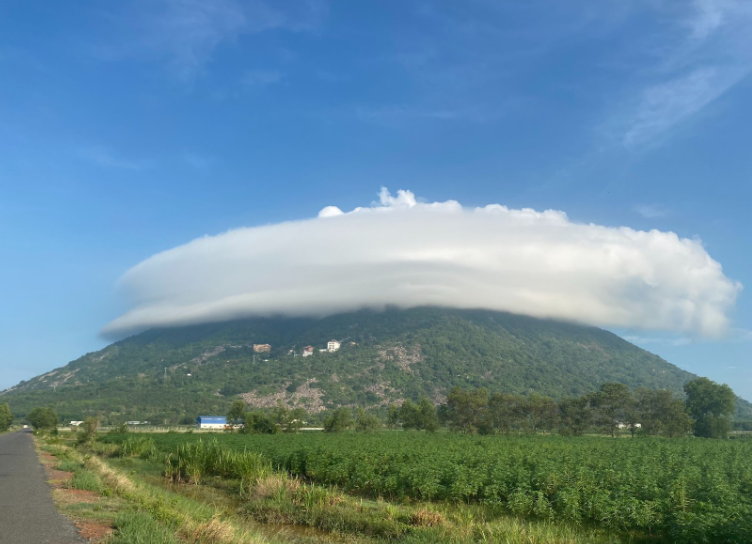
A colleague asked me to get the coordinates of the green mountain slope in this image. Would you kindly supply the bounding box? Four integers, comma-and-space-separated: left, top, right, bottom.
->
3, 307, 750, 424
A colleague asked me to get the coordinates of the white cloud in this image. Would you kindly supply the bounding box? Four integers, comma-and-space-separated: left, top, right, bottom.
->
103, 188, 741, 339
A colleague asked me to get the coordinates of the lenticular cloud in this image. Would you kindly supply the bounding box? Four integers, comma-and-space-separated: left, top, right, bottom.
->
103, 188, 741, 338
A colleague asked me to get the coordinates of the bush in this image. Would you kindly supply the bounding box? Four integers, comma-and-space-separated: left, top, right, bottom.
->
27, 407, 57, 431
0, 403, 12, 432
76, 417, 99, 445
70, 471, 104, 493
240, 412, 279, 434
354, 408, 381, 433
323, 408, 352, 433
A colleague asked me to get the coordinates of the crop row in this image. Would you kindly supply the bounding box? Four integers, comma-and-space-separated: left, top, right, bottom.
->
105, 432, 752, 542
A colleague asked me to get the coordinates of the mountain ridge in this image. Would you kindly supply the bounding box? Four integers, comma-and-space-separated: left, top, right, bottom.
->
3, 307, 750, 424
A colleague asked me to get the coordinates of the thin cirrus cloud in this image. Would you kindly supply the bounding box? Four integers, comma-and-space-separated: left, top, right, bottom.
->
99, 0, 328, 80
103, 188, 741, 340
634, 204, 670, 219
77, 146, 147, 170
617, 0, 752, 148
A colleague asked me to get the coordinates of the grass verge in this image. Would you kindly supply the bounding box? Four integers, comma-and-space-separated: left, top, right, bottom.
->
43, 435, 646, 544
107, 437, 635, 543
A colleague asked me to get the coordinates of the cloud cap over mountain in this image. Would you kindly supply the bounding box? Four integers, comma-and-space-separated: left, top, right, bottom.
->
103, 189, 741, 338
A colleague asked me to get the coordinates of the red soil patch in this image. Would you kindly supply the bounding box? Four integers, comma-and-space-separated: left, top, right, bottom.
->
46, 469, 74, 487
58, 488, 100, 503
38, 452, 75, 487
75, 520, 113, 542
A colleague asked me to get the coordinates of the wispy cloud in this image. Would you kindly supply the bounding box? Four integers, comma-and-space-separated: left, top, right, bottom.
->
635, 204, 670, 219
731, 328, 752, 342
622, 335, 693, 347
355, 105, 463, 128
624, 326, 752, 347
242, 69, 283, 88
622, 67, 747, 148
182, 152, 214, 170
77, 146, 147, 170
98, 0, 327, 81
616, 0, 752, 148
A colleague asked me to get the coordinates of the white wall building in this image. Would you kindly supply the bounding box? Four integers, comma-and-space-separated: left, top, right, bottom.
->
195, 416, 227, 429
327, 340, 341, 352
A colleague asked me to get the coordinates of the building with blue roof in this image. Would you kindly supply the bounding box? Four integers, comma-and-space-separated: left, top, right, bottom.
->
196, 416, 227, 429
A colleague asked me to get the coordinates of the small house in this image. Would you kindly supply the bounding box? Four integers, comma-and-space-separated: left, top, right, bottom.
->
253, 344, 271, 353
327, 340, 341, 352
302, 346, 314, 357
196, 416, 227, 429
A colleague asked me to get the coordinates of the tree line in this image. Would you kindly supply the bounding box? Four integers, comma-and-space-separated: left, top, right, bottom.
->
225, 377, 735, 439
409, 378, 734, 438
0, 403, 12, 432
15, 377, 736, 439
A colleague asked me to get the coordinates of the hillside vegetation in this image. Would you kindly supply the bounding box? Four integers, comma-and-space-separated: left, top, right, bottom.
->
3, 307, 749, 424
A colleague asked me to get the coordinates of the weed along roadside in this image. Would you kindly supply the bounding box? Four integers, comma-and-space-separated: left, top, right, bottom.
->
35, 430, 629, 544
37, 431, 658, 544
35, 436, 304, 544
37, 429, 752, 543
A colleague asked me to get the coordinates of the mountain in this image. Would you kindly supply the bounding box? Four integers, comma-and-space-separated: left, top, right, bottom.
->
3, 307, 751, 424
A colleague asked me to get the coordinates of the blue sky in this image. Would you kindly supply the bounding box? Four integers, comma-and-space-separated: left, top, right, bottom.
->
1, 1, 751, 399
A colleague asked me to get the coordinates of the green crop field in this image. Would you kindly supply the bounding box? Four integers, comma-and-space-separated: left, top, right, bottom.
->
103, 432, 752, 542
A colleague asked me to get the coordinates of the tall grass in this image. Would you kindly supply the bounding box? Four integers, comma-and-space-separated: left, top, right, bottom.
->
70, 470, 105, 493
110, 511, 182, 544
118, 436, 157, 459
166, 438, 271, 485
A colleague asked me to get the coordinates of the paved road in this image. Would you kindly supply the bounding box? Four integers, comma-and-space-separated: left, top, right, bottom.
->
0, 431, 83, 544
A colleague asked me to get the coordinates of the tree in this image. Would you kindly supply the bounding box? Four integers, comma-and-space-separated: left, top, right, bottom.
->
486, 393, 519, 435
76, 417, 99, 444
417, 397, 440, 432
271, 401, 291, 430
398, 400, 421, 430
387, 403, 400, 429
635, 388, 693, 437
558, 395, 592, 436
0, 403, 12, 432
240, 411, 278, 434
226, 399, 246, 427
27, 407, 58, 431
684, 378, 736, 439
445, 387, 489, 434
354, 408, 381, 432
593, 383, 633, 437
287, 407, 308, 433
323, 407, 353, 433
524, 393, 559, 434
